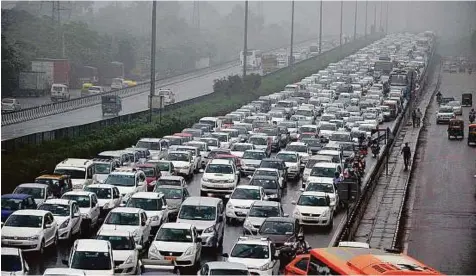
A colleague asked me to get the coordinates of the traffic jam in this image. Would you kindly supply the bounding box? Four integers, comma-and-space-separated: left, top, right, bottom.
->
1, 32, 440, 275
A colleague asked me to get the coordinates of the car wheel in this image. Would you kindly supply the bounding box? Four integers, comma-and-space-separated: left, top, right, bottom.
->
39, 240, 45, 255
327, 219, 334, 231
76, 224, 82, 238
53, 232, 59, 247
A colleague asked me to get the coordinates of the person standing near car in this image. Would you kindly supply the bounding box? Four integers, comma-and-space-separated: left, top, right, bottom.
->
401, 142, 411, 171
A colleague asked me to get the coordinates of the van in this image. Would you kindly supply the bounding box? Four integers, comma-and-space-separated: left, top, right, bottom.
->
54, 159, 94, 190
63, 239, 116, 274
50, 84, 70, 102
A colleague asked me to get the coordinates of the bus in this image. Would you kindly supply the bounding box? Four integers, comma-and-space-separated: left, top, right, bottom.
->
304, 244, 443, 275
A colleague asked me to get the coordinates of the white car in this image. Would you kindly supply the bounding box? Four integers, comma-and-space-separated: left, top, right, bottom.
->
125, 192, 169, 237
241, 150, 268, 176
303, 179, 340, 212
103, 169, 148, 203
200, 159, 240, 197
275, 151, 301, 180
292, 191, 334, 229
436, 105, 455, 124
65, 239, 115, 274
252, 168, 284, 189
230, 143, 255, 158
38, 199, 83, 240
318, 122, 338, 138
285, 142, 310, 167
226, 236, 280, 275
243, 201, 285, 235
166, 151, 194, 178
148, 222, 202, 268
198, 261, 250, 275
84, 184, 123, 218
1, 210, 58, 254
1, 247, 29, 275
62, 191, 100, 231
96, 229, 142, 274
100, 207, 151, 246
175, 146, 202, 173
43, 268, 86, 276
225, 185, 267, 223
1, 98, 21, 112
13, 183, 53, 205
447, 100, 463, 115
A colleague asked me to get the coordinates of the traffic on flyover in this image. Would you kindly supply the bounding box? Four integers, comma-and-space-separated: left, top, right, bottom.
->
1, 32, 450, 275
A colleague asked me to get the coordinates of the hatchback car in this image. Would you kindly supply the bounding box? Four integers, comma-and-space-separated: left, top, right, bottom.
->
243, 201, 286, 235
225, 185, 267, 223
249, 175, 282, 201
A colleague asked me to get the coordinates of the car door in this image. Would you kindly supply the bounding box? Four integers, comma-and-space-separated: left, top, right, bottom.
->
90, 194, 100, 224
71, 203, 82, 234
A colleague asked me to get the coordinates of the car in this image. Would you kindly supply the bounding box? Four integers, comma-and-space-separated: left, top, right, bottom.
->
301, 138, 323, 155
241, 150, 268, 176
53, 158, 95, 190
166, 151, 194, 179
148, 160, 175, 177
225, 236, 280, 275
284, 254, 310, 275
91, 158, 118, 184
125, 192, 169, 236
318, 122, 338, 139
96, 230, 142, 274
64, 239, 115, 274
292, 191, 334, 229
83, 184, 123, 218
61, 191, 100, 231
198, 261, 250, 276
225, 185, 267, 223
243, 201, 286, 235
285, 142, 310, 167
199, 137, 221, 152
100, 207, 151, 247
258, 217, 300, 247
200, 159, 239, 197
38, 199, 83, 240
1, 247, 29, 275
436, 105, 456, 124
215, 154, 243, 176
148, 222, 202, 268
230, 143, 255, 158
176, 197, 225, 249
174, 146, 202, 173
43, 268, 86, 276
1, 209, 58, 254
88, 86, 105, 94
136, 163, 162, 191
303, 179, 340, 212
1, 98, 21, 112
275, 151, 301, 180
154, 185, 190, 221
155, 175, 187, 188
252, 168, 284, 189
249, 175, 282, 201
103, 168, 148, 203
13, 183, 53, 206
447, 100, 463, 115
248, 135, 272, 157
260, 158, 288, 184
1, 194, 37, 223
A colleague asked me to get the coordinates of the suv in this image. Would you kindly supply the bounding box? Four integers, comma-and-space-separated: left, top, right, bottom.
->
91, 158, 119, 184
166, 151, 194, 179
103, 168, 147, 203
64, 239, 115, 274
54, 158, 94, 190
83, 184, 122, 218
275, 151, 301, 180
135, 138, 168, 158
100, 207, 151, 247
292, 191, 333, 230
225, 236, 280, 275
200, 159, 239, 197
126, 192, 168, 236
96, 230, 141, 274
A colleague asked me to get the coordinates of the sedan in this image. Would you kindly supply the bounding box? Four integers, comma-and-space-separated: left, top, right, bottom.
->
447, 101, 463, 115
38, 199, 82, 240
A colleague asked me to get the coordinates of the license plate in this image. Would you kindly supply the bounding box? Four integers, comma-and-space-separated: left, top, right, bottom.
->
165, 256, 177, 261
7, 241, 22, 245
236, 212, 245, 216
305, 217, 318, 220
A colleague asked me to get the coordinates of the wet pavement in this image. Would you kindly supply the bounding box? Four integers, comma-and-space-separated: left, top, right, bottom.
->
405, 71, 476, 274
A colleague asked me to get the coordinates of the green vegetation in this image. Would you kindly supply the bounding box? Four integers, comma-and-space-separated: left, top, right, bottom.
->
1, 34, 382, 193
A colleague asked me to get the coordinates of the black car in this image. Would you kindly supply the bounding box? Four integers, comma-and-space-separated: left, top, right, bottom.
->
301, 138, 322, 155
258, 217, 300, 247
260, 158, 288, 184
249, 175, 281, 201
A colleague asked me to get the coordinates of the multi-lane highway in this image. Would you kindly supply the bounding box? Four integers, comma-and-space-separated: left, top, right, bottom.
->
2, 40, 334, 141
405, 71, 476, 274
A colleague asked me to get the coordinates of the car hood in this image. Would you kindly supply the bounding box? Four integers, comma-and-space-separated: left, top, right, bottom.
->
229, 199, 256, 208
271, 117, 285, 123
227, 257, 269, 270
437, 112, 454, 116
116, 186, 137, 196
98, 198, 113, 208
79, 207, 92, 215
319, 130, 335, 137
288, 128, 298, 133
113, 250, 135, 262
264, 189, 278, 196
246, 216, 267, 227
242, 159, 261, 166
231, 151, 245, 158
171, 161, 190, 168
54, 215, 69, 226
71, 179, 87, 190
260, 233, 293, 245
144, 210, 164, 220
94, 174, 109, 184
284, 161, 299, 168
203, 173, 234, 181
100, 224, 140, 234
2, 227, 42, 237
175, 219, 215, 231
254, 145, 268, 150
165, 199, 182, 210
296, 205, 330, 215
34, 198, 46, 205
152, 241, 193, 252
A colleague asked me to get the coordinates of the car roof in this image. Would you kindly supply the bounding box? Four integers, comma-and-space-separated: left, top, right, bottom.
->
11, 209, 49, 216
1, 193, 32, 199
312, 162, 340, 168
252, 175, 278, 181
277, 151, 298, 155
209, 159, 233, 165
182, 196, 221, 206
302, 191, 329, 197
43, 268, 86, 276
308, 178, 335, 184
256, 168, 278, 172
131, 192, 163, 199
42, 199, 72, 206
262, 158, 283, 162
87, 184, 116, 189
251, 200, 280, 207
97, 229, 133, 238
162, 222, 193, 230
63, 191, 94, 197
263, 217, 295, 223
16, 183, 48, 189
159, 176, 184, 181
206, 261, 249, 270
75, 239, 110, 252
110, 207, 143, 214
1, 247, 21, 256
234, 185, 262, 191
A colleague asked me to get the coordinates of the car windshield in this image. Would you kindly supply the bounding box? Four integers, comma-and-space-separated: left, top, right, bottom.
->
139, 167, 156, 177
249, 205, 280, 217
277, 101, 292, 108
53, 169, 85, 179
94, 163, 111, 174
201, 139, 219, 147
84, 187, 111, 199
231, 244, 269, 259
155, 187, 183, 199
296, 110, 313, 116
269, 112, 284, 118
157, 162, 171, 171
447, 101, 460, 107
260, 161, 281, 170
298, 195, 329, 206
330, 133, 350, 142
231, 144, 253, 151
249, 137, 267, 145
14, 187, 44, 199
299, 127, 316, 133
136, 141, 161, 150
340, 143, 354, 151
306, 183, 334, 193
276, 153, 297, 163
242, 151, 266, 160
211, 134, 228, 142
259, 128, 278, 136
302, 139, 321, 147
105, 174, 135, 187
439, 107, 454, 113
310, 166, 337, 177
250, 178, 278, 189
157, 179, 181, 186
105, 212, 140, 226
167, 153, 189, 161
38, 204, 70, 216
320, 124, 337, 131
71, 251, 112, 270
231, 188, 261, 200
210, 269, 249, 275
206, 164, 233, 174
61, 195, 91, 208
286, 145, 307, 152
176, 148, 196, 156
4, 214, 42, 228
156, 228, 192, 242
126, 198, 162, 211
254, 170, 278, 178
1, 198, 23, 211
1, 254, 22, 272
179, 205, 216, 221
97, 235, 135, 250
279, 122, 298, 128
260, 221, 294, 235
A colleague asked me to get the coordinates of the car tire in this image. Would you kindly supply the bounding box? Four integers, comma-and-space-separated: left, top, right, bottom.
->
326, 219, 334, 232
39, 240, 45, 255
52, 232, 59, 247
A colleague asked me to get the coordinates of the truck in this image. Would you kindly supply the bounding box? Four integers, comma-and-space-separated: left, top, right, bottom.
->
31, 58, 70, 87
71, 65, 99, 89
261, 54, 278, 74
149, 88, 175, 109
100, 61, 124, 86
16, 71, 49, 97
240, 49, 262, 70
309, 45, 319, 56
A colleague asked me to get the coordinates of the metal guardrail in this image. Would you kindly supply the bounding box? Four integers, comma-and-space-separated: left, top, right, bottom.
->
1, 34, 384, 152
1, 36, 336, 126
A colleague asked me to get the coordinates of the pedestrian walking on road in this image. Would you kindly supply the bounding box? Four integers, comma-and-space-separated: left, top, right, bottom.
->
412, 110, 417, 128
401, 142, 411, 171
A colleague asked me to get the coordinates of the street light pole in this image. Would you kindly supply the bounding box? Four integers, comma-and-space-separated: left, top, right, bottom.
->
364, 0, 368, 37
149, 0, 157, 124
290, 0, 295, 70
373, 2, 377, 33
339, 0, 343, 46
353, 0, 358, 40
243, 0, 248, 78
385, 2, 389, 34
379, 0, 383, 32
319, 0, 323, 53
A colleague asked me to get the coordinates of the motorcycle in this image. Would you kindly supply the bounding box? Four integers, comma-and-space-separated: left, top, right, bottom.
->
278, 244, 297, 269
371, 144, 380, 158
436, 93, 442, 105
470, 114, 475, 124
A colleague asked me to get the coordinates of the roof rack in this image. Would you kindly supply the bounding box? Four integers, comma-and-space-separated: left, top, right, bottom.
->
92, 158, 113, 163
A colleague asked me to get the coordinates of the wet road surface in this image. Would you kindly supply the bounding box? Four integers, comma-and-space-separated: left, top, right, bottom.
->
405, 71, 476, 274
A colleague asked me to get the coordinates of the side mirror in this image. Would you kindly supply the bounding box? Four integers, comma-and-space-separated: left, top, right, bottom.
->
61, 259, 69, 266
235, 171, 240, 175
120, 203, 126, 207
291, 200, 297, 205
222, 253, 229, 258
299, 188, 305, 192
141, 221, 146, 226
73, 213, 80, 218
199, 169, 204, 173
224, 194, 230, 199
45, 223, 53, 229
283, 213, 289, 217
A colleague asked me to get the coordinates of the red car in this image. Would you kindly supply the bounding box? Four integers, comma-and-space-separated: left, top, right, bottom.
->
284, 254, 309, 275
136, 163, 162, 192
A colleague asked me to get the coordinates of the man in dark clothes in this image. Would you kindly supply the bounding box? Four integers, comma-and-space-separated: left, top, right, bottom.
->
401, 142, 411, 170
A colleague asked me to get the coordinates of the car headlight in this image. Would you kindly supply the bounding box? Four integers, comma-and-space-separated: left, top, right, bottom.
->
183, 246, 195, 256
227, 203, 234, 210
226, 179, 235, 183
102, 202, 110, 210
203, 226, 215, 234
149, 244, 159, 256
243, 220, 253, 229
321, 209, 330, 217
28, 235, 40, 240
60, 218, 70, 229
202, 177, 210, 182
183, 165, 190, 169
150, 215, 160, 222
293, 208, 301, 217
268, 194, 278, 198
259, 262, 273, 271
